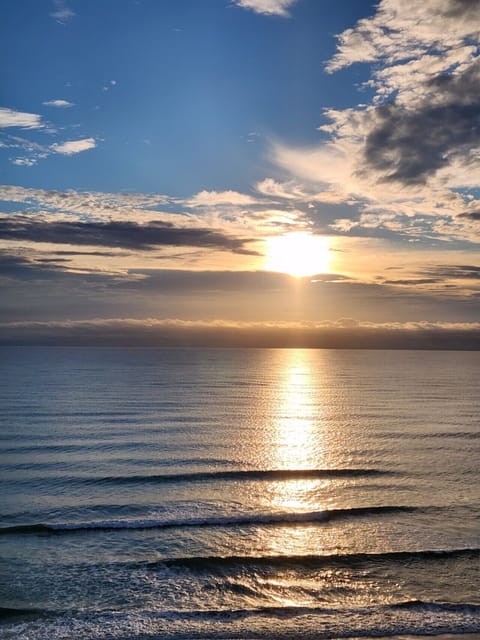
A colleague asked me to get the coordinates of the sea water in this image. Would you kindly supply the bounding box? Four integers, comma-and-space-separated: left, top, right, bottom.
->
0, 347, 479, 639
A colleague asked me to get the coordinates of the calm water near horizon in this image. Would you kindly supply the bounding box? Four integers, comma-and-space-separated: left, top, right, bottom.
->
0, 347, 479, 639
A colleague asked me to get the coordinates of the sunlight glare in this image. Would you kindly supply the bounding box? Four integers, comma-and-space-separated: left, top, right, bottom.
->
264, 232, 331, 278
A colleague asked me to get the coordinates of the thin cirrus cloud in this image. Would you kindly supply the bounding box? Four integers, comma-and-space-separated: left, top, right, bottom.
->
50, 0, 75, 22
0, 107, 44, 129
232, 0, 297, 17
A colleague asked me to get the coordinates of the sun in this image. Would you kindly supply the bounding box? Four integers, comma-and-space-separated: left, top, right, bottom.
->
264, 232, 331, 278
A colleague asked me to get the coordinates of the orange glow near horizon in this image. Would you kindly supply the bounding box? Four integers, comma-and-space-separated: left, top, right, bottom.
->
264, 232, 331, 278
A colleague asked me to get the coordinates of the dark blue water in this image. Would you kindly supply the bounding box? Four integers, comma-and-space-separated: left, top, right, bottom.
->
0, 347, 479, 639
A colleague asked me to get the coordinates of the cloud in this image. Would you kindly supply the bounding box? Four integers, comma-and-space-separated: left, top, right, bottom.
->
232, 0, 297, 17
0, 107, 44, 129
50, 0, 75, 22
255, 178, 306, 200
0, 113, 96, 165
326, 0, 480, 76
0, 185, 171, 213
12, 158, 37, 167
43, 99, 74, 108
51, 138, 97, 155
381, 264, 480, 291
0, 217, 259, 254
268, 0, 480, 245
458, 211, 480, 221
1, 317, 478, 348
362, 60, 480, 186
186, 190, 258, 207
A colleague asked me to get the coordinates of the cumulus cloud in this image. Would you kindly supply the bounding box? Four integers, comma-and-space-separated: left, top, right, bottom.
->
269, 0, 480, 245
0, 107, 44, 129
51, 137, 96, 155
232, 0, 297, 17
361, 60, 480, 186
327, 0, 479, 76
43, 99, 74, 108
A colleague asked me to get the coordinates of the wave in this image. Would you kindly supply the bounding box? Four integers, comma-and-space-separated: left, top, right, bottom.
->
151, 600, 480, 619
85, 467, 393, 485
1, 600, 480, 638
0, 606, 53, 620
0, 504, 417, 535
156, 546, 480, 571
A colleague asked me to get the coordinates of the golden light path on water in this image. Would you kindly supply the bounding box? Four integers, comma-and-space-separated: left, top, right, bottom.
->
260, 351, 332, 559
246, 350, 339, 607
246, 350, 376, 609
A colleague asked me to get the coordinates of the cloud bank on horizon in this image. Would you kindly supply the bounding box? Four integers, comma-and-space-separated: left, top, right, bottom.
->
0, 0, 479, 343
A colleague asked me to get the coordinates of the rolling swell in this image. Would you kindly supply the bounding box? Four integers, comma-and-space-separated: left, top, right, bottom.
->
0, 504, 417, 535
85, 467, 391, 485
0, 606, 54, 620
156, 546, 480, 572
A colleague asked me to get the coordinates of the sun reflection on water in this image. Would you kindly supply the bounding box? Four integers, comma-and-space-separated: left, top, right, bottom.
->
238, 349, 364, 609
270, 349, 332, 475
262, 350, 332, 557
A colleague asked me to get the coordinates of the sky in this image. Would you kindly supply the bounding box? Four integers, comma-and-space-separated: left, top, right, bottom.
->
0, 0, 479, 347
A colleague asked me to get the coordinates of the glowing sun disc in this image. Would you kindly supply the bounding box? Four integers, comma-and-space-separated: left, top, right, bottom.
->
264, 232, 331, 278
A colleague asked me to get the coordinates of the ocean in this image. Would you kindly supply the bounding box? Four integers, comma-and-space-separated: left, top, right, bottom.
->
0, 347, 479, 640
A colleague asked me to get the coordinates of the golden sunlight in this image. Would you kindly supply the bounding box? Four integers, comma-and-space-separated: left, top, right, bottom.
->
272, 350, 319, 474
264, 232, 331, 278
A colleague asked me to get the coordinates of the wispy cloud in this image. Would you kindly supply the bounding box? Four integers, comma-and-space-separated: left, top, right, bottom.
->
0, 107, 44, 129
50, 0, 75, 23
43, 99, 74, 108
0, 110, 96, 165
232, 0, 297, 17
51, 138, 97, 155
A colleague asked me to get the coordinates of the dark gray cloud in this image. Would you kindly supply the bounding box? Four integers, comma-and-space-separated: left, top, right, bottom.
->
458, 211, 480, 221
0, 253, 68, 279
383, 278, 440, 286
383, 264, 480, 286
123, 270, 350, 293
424, 264, 480, 279
442, 0, 480, 19
0, 217, 259, 255
363, 61, 480, 185
52, 249, 126, 257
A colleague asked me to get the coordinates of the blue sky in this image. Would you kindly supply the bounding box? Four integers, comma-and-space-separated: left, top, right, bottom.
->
1, 0, 371, 194
0, 0, 479, 345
